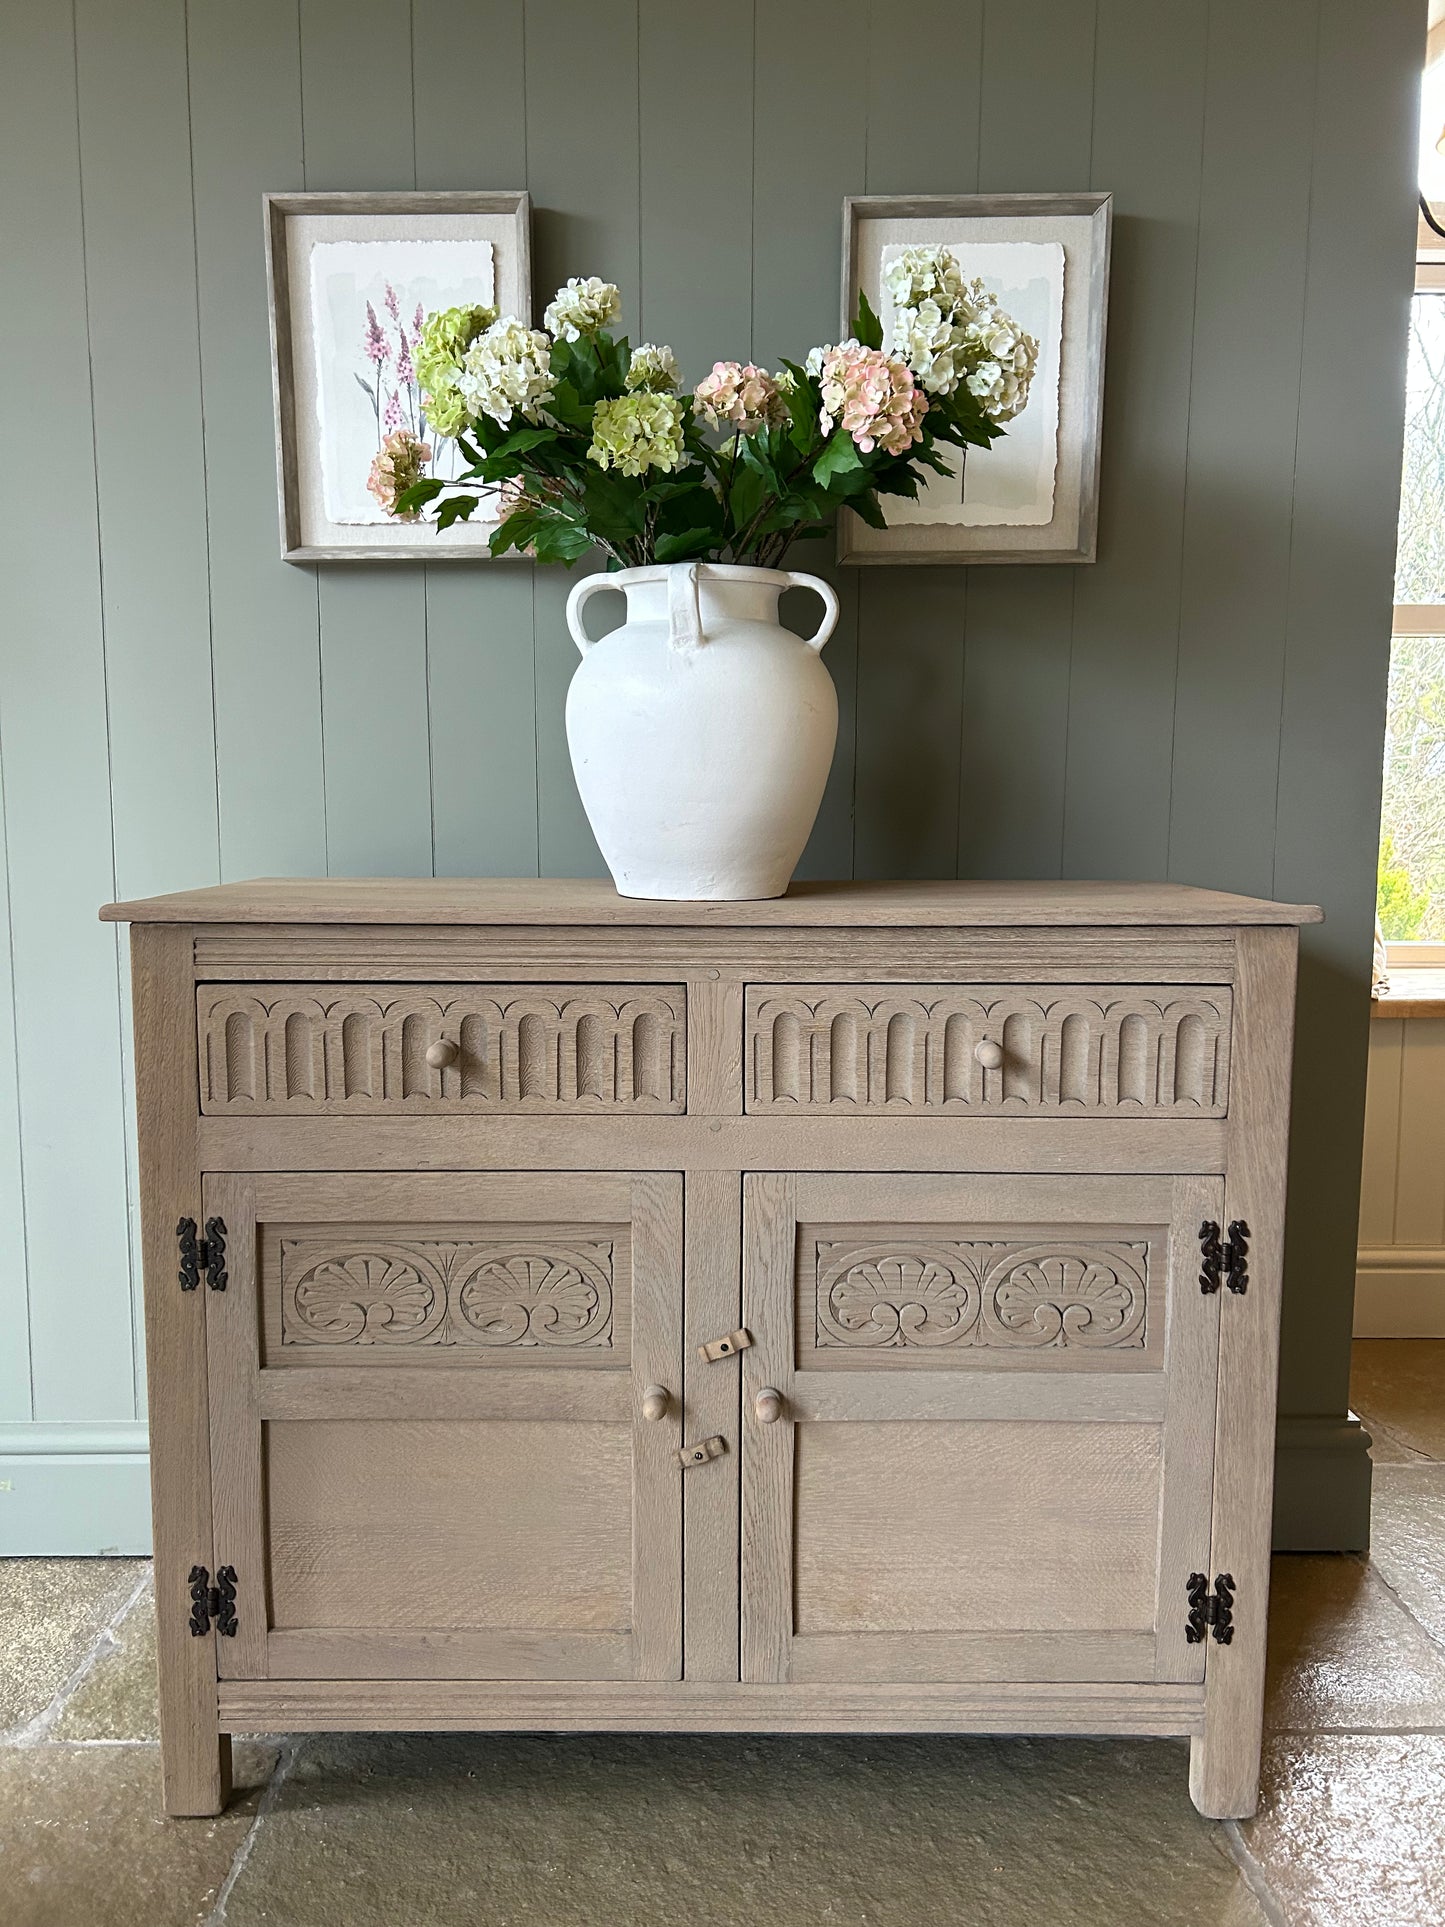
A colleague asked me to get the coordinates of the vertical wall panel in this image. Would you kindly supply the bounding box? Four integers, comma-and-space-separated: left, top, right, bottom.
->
1273, 0, 1421, 1419
75, 0, 219, 904
1166, 0, 1315, 899
0, 767, 30, 1422
526, 0, 641, 877
301, 0, 433, 878
854, 2, 983, 880
1063, 0, 1208, 879
0, 5, 134, 1422
639, 0, 754, 366
0, 0, 1421, 1546
753, 0, 869, 878
1358, 1020, 1405, 1246
187, 0, 325, 879
413, 0, 539, 879
958, 0, 1097, 880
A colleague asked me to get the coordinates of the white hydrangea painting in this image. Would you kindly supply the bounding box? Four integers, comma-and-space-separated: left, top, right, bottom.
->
879, 239, 1063, 528
307, 238, 495, 526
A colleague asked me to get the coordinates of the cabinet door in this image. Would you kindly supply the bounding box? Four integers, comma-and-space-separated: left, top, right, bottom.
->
205, 1171, 681, 1682
741, 1172, 1221, 1687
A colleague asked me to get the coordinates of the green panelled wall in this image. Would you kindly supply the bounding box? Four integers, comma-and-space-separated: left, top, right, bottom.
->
0, 0, 1421, 1551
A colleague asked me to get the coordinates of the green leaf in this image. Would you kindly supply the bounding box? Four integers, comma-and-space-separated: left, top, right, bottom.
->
435, 492, 481, 530
847, 490, 889, 530
812, 429, 863, 488
395, 476, 446, 515
655, 527, 716, 563
853, 286, 884, 351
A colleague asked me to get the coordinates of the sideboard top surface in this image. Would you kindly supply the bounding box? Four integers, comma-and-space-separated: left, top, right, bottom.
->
100, 876, 1322, 929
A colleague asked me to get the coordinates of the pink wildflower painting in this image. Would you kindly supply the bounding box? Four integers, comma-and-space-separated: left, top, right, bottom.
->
353, 279, 464, 507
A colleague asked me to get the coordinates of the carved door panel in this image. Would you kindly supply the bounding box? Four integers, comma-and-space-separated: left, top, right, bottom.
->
741, 1172, 1222, 1687
204, 1171, 682, 1683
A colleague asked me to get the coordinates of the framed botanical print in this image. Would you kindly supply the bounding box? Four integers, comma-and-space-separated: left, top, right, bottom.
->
838, 192, 1111, 565
264, 190, 531, 562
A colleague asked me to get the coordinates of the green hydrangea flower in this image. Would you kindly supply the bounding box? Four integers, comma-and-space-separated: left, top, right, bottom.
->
587, 393, 686, 477
416, 303, 497, 438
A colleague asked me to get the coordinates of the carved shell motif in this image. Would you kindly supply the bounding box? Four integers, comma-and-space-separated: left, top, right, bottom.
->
282, 1239, 614, 1349
815, 1239, 1148, 1352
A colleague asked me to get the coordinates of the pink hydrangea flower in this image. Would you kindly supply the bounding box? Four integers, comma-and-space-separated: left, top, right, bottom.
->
693, 360, 787, 433
815, 342, 927, 456
367, 430, 431, 518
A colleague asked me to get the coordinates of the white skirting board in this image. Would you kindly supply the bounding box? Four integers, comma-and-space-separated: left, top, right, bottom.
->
0, 1423, 152, 1556
1354, 1246, 1445, 1337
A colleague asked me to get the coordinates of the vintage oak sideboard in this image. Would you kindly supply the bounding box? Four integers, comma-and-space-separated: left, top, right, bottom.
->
100, 878, 1318, 1820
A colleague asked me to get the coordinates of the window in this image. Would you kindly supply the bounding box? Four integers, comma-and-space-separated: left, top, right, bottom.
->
1378, 158, 1445, 948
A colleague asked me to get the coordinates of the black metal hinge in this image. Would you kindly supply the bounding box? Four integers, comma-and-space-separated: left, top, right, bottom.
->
187, 1564, 238, 1638
1186, 1571, 1236, 1644
176, 1217, 228, 1292
1198, 1219, 1249, 1296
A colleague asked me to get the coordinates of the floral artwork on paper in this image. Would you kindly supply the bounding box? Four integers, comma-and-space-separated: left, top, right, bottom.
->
878, 240, 1063, 528
307, 239, 496, 525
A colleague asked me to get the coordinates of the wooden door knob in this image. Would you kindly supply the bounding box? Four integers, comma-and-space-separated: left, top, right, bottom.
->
973, 1039, 1004, 1070
755, 1387, 784, 1424
425, 1037, 459, 1069
641, 1384, 670, 1422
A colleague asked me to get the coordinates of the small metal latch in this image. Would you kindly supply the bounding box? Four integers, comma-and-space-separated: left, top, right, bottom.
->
678, 1435, 727, 1469
699, 1329, 753, 1363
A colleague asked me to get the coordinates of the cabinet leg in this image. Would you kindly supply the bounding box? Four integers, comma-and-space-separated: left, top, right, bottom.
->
161, 1727, 232, 1818
1188, 1727, 1260, 1821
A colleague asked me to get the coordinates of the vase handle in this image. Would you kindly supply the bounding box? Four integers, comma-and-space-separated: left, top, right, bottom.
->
779, 571, 840, 653
565, 573, 622, 656
667, 562, 704, 654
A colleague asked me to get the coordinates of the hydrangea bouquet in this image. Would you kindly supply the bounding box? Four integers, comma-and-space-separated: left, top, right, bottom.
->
381, 248, 1038, 568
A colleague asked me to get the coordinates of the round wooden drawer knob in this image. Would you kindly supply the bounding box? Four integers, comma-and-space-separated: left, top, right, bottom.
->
425, 1038, 460, 1070
973, 1039, 1005, 1070
641, 1385, 670, 1422
755, 1387, 784, 1425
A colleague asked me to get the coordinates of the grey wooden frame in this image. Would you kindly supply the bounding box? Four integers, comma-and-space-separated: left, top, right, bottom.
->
263, 190, 531, 564
837, 192, 1112, 567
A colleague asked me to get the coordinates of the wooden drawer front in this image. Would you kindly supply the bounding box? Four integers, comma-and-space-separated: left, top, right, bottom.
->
198, 983, 686, 1115
746, 983, 1232, 1117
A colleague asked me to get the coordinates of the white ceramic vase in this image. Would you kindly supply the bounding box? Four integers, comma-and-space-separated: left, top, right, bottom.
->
564, 561, 840, 901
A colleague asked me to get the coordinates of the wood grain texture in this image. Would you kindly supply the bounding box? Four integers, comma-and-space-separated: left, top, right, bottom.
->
1191, 926, 1296, 1819
682, 1169, 742, 1679
197, 981, 686, 1115
218, 1676, 1205, 1735
131, 927, 229, 1813
102, 876, 1322, 925
197, 1113, 1231, 1177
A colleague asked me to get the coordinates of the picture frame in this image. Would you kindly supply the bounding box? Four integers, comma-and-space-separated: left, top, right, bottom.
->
264, 190, 531, 563
838, 192, 1112, 566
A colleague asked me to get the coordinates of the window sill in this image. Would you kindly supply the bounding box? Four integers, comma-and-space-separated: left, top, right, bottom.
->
1372, 967, 1445, 1018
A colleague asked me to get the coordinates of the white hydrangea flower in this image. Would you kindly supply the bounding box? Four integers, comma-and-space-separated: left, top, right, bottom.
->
457, 316, 556, 428
543, 276, 622, 341
883, 245, 966, 311
625, 342, 681, 392
883, 255, 1040, 423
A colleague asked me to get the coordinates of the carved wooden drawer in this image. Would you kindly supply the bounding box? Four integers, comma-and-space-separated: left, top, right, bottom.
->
745, 982, 1232, 1117
197, 983, 686, 1115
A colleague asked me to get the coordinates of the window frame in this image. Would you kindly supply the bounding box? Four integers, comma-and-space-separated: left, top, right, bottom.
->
1384, 253, 1445, 967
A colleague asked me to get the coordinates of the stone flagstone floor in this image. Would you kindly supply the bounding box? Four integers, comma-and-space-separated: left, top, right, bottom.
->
1, 1340, 1443, 1927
